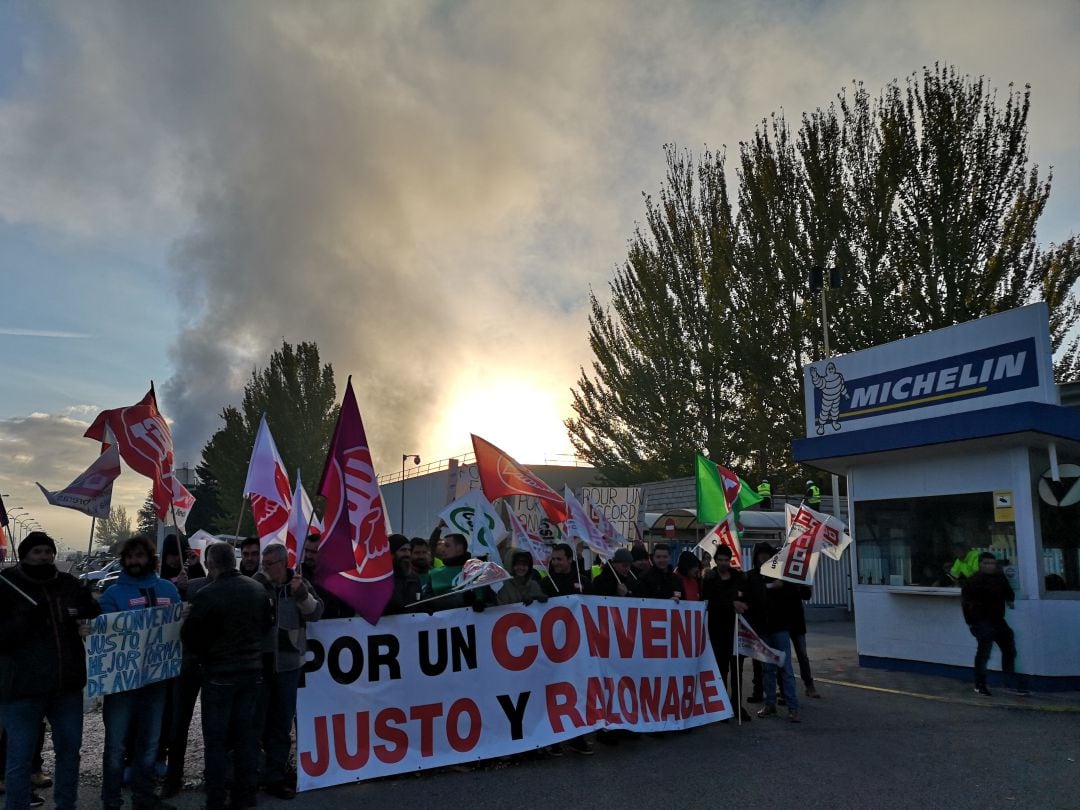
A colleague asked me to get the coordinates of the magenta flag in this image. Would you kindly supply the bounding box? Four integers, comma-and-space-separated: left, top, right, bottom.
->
316, 378, 393, 624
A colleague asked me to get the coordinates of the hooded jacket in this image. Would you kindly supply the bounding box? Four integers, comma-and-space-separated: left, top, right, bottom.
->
98, 569, 180, 614
0, 566, 101, 701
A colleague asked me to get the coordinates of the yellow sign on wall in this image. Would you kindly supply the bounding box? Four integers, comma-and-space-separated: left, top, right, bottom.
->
993, 490, 1015, 522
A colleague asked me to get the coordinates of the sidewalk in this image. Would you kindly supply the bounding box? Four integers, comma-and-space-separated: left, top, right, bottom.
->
804, 620, 1080, 712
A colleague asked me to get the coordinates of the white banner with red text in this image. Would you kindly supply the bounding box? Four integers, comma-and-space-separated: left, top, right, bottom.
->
296, 596, 731, 790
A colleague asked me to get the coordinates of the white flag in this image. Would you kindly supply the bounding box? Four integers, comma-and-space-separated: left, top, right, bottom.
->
242, 415, 293, 549
695, 513, 743, 569
186, 529, 218, 560
439, 490, 506, 559
563, 486, 617, 560
763, 502, 851, 585
583, 491, 627, 549
736, 615, 787, 666
452, 558, 511, 592
166, 478, 196, 534
37, 444, 121, 519
506, 506, 551, 568
286, 469, 321, 568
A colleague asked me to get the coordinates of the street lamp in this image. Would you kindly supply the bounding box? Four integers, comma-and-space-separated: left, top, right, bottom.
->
400, 454, 421, 533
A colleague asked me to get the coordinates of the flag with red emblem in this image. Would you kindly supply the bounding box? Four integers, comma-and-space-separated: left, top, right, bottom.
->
316, 378, 394, 624
243, 415, 293, 550
471, 434, 568, 523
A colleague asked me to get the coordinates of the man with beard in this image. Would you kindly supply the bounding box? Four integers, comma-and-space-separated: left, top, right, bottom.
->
0, 532, 100, 810
253, 542, 323, 799
98, 536, 181, 810
541, 543, 589, 597
238, 537, 261, 577
299, 532, 353, 619
384, 535, 421, 615
409, 537, 434, 591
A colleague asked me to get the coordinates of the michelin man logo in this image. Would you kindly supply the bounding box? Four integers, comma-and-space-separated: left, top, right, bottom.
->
810, 362, 849, 435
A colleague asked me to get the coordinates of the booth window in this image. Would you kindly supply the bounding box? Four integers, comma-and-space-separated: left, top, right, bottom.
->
1037, 498, 1080, 591
853, 493, 1005, 587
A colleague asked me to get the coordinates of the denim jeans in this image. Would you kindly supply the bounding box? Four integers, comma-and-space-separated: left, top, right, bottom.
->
971, 620, 1017, 688
0, 690, 83, 810
257, 668, 302, 784
762, 630, 799, 712
101, 682, 168, 807
791, 632, 815, 688
202, 673, 262, 810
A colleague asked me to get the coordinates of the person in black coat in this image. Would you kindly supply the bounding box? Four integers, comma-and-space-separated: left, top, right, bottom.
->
182, 541, 274, 810
0, 532, 100, 810
962, 553, 1026, 696
542, 543, 589, 597
590, 549, 635, 596
701, 545, 751, 721
632, 544, 681, 600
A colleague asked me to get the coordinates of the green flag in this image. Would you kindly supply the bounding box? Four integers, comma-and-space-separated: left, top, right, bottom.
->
733, 477, 764, 513
695, 454, 730, 524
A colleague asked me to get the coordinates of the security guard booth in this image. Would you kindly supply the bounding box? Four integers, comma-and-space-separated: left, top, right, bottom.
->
793, 303, 1080, 689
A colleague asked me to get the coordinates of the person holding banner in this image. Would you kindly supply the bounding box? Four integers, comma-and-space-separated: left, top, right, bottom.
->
497, 551, 549, 606
97, 536, 181, 810
590, 548, 634, 596
182, 542, 274, 810
423, 532, 491, 611
254, 542, 324, 799
701, 545, 752, 723
0, 532, 100, 810
632, 544, 681, 601
541, 543, 589, 597
385, 536, 422, 615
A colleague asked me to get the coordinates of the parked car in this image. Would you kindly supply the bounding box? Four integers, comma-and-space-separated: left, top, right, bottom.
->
80, 559, 120, 585
96, 569, 122, 594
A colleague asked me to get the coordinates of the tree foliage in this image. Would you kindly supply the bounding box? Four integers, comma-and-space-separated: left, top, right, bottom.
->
95, 505, 132, 551
198, 341, 338, 534
567, 65, 1079, 487
136, 490, 158, 538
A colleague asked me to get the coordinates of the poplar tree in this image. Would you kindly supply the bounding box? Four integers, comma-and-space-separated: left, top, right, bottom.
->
567, 65, 1079, 487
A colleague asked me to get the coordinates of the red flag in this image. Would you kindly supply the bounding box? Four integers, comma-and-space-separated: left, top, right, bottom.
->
715, 463, 742, 509
85, 385, 175, 520
242, 415, 293, 550
316, 379, 393, 624
470, 434, 568, 522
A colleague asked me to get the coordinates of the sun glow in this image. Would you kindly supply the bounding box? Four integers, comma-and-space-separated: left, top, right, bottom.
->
428, 377, 575, 465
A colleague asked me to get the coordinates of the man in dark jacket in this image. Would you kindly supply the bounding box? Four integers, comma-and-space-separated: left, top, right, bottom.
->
589, 548, 635, 596
632, 544, 681, 600
542, 543, 589, 597
701, 545, 751, 721
384, 535, 421, 615
0, 532, 100, 810
97, 536, 181, 810
182, 542, 274, 810
962, 553, 1026, 696
745, 542, 807, 722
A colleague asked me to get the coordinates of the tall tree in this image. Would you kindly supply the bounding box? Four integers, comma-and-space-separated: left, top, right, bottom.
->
199, 341, 338, 534
567, 65, 1079, 487
95, 506, 132, 551
136, 490, 158, 538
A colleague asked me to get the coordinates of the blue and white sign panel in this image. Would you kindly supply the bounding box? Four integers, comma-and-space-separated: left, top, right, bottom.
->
803, 303, 1056, 437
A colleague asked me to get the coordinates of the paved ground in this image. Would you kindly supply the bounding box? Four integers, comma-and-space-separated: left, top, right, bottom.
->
34, 621, 1080, 809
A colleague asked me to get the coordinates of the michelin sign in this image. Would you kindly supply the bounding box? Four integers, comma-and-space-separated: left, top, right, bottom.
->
803, 303, 1057, 437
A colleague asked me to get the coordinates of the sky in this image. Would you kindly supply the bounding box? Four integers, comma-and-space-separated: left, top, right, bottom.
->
1, 0, 1077, 552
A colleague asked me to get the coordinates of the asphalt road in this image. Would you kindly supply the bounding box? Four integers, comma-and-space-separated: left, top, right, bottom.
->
43, 621, 1080, 810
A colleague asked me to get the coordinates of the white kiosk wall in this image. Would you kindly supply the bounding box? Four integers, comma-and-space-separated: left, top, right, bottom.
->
794, 303, 1080, 687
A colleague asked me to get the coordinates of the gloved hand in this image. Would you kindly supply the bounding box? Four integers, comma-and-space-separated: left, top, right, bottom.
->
536, 595, 549, 604
522, 597, 534, 607
471, 602, 487, 613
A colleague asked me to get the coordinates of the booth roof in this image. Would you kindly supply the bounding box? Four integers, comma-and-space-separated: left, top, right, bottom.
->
643, 509, 787, 532
793, 401, 1080, 475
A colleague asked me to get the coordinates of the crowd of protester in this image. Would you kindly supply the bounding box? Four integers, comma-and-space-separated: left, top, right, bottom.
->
0, 525, 820, 810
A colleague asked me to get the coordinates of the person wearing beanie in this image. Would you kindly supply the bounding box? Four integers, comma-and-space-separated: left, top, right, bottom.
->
590, 548, 635, 597
497, 551, 548, 606
0, 531, 101, 810
384, 534, 421, 616
253, 542, 324, 799
675, 551, 702, 602
97, 536, 181, 810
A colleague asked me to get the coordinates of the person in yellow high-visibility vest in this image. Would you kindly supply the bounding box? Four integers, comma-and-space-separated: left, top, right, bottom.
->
805, 480, 821, 507
757, 479, 773, 510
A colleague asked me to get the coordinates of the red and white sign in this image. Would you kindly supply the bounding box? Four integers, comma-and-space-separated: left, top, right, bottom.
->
762, 503, 853, 584
664, 519, 676, 538
297, 597, 731, 790
695, 514, 743, 569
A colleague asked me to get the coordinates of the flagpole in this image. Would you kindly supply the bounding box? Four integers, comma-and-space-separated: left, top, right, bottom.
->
296, 511, 317, 568
734, 612, 742, 727
234, 496, 248, 539
87, 516, 96, 560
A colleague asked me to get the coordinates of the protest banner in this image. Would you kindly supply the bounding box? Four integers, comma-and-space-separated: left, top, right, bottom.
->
296, 596, 731, 790
84, 604, 184, 697
579, 486, 642, 542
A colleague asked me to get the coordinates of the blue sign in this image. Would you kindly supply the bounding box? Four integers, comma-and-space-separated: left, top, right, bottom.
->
809, 337, 1039, 433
